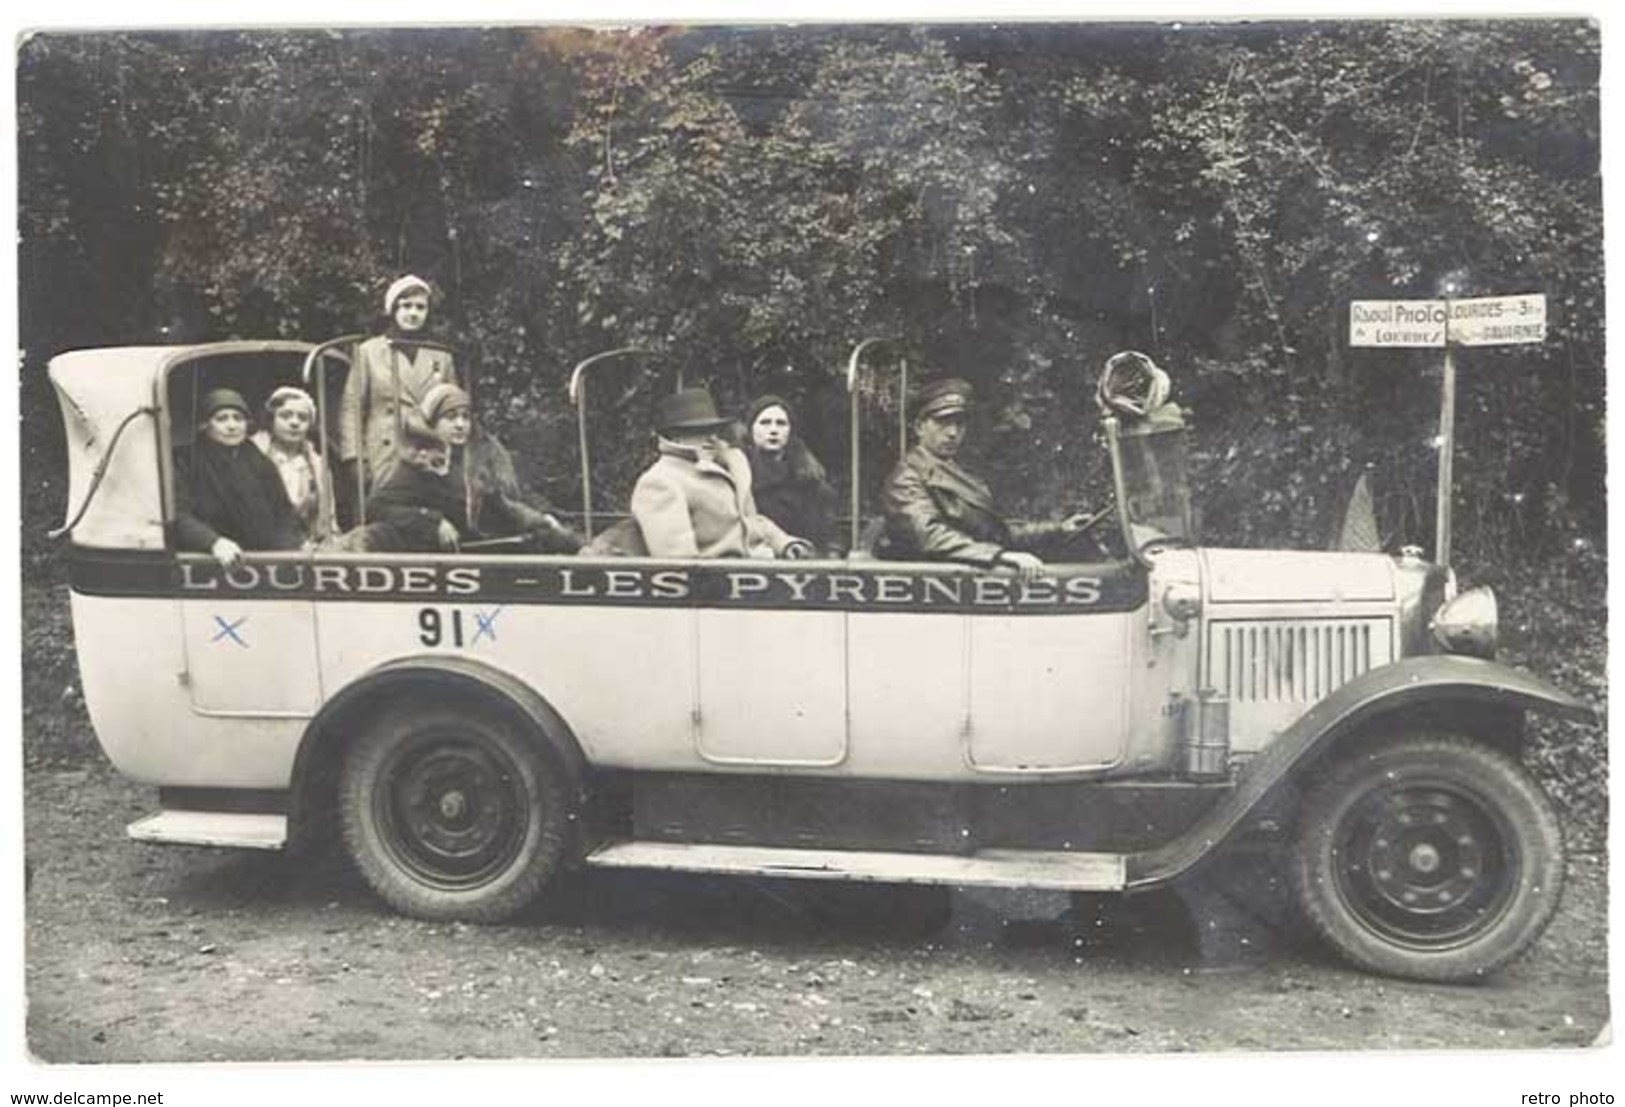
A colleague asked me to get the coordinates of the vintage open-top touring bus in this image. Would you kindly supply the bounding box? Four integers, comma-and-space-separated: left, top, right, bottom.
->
48, 338, 1594, 982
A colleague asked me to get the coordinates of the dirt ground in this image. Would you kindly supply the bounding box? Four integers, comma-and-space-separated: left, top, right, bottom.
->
22, 761, 1610, 1063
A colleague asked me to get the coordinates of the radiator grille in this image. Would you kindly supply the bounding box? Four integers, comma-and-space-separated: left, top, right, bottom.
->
1206, 619, 1392, 704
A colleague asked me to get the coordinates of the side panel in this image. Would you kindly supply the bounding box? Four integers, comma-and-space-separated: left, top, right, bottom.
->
847, 612, 970, 777
69, 593, 304, 787
1203, 608, 1398, 752
695, 608, 847, 766
1202, 549, 1395, 602
1200, 545, 1404, 753
966, 613, 1136, 771
80, 553, 1160, 786
312, 597, 699, 769
178, 571, 322, 715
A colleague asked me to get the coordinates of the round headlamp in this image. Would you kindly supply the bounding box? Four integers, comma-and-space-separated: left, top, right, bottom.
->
1430, 585, 1498, 659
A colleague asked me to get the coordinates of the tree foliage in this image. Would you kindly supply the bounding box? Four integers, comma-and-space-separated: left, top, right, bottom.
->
19, 20, 1604, 566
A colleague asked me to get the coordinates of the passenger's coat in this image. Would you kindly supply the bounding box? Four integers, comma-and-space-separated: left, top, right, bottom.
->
337, 335, 457, 486
632, 441, 797, 559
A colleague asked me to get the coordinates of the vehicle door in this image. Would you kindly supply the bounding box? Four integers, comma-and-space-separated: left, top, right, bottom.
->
963, 560, 1144, 772
165, 348, 324, 717
845, 560, 1146, 776
692, 562, 847, 767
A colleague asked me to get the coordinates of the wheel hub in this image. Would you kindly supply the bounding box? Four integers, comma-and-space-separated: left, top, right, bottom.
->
1408, 842, 1441, 874
1338, 783, 1514, 949
439, 789, 468, 821
377, 734, 530, 890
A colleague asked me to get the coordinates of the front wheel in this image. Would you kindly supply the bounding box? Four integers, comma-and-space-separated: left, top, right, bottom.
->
1295, 735, 1564, 982
340, 701, 574, 922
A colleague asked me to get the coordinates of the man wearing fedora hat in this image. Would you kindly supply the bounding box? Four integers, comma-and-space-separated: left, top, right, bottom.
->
631, 387, 812, 560
883, 378, 1090, 580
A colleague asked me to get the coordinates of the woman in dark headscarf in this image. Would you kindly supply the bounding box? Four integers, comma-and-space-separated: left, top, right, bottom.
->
172, 388, 303, 569
742, 393, 839, 557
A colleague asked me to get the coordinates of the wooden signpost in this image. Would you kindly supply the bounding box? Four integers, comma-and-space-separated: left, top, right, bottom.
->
1348, 293, 1547, 566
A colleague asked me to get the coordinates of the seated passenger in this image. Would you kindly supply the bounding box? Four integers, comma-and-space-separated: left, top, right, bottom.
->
334, 386, 585, 555
419, 383, 583, 553
882, 378, 1090, 580
346, 419, 463, 553
631, 387, 811, 560
743, 393, 840, 557
172, 388, 303, 569
251, 386, 335, 546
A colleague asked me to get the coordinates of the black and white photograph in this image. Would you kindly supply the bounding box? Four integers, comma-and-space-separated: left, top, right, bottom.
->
7, 4, 1612, 1098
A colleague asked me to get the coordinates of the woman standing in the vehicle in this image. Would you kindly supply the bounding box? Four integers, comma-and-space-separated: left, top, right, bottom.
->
743, 393, 839, 557
337, 274, 458, 504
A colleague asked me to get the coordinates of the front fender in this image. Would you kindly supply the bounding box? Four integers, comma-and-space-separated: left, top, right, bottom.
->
1126, 655, 1595, 888
286, 654, 589, 848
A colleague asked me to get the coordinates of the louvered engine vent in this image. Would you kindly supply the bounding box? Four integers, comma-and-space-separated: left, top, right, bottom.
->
1206, 619, 1392, 704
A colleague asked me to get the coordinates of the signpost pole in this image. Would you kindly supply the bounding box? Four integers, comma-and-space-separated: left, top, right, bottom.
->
1350, 290, 1543, 568
1436, 326, 1456, 567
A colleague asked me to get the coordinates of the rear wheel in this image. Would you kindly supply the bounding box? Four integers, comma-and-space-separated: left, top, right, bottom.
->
1295, 734, 1563, 982
340, 701, 573, 922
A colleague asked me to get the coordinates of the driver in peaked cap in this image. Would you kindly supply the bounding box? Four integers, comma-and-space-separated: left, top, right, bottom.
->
882, 378, 1091, 581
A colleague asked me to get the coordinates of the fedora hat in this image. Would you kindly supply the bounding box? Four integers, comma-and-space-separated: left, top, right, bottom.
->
656, 387, 732, 433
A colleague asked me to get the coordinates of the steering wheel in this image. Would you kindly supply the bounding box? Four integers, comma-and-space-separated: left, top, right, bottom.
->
1055, 504, 1116, 560
1136, 534, 1192, 561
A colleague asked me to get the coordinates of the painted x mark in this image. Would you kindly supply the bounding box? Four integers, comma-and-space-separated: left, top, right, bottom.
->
472, 607, 504, 644
211, 615, 249, 648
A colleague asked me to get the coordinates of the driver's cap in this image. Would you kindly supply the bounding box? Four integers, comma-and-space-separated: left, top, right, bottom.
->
917, 378, 973, 421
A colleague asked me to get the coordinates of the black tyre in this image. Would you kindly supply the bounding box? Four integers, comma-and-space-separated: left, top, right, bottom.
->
339, 701, 574, 922
1295, 734, 1564, 982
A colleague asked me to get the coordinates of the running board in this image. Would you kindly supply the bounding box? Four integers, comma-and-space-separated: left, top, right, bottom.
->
584, 841, 1126, 891
128, 811, 288, 851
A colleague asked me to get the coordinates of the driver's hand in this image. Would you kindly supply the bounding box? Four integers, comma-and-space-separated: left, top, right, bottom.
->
998, 550, 1046, 581
1060, 511, 1094, 533
437, 519, 462, 552
210, 536, 244, 571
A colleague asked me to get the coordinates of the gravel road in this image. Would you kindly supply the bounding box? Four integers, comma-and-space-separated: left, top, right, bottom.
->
23, 763, 1609, 1063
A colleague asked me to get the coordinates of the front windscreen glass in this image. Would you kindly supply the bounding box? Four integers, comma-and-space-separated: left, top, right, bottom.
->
1117, 422, 1196, 546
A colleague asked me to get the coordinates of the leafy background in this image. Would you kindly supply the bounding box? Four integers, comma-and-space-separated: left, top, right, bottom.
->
16, 20, 1606, 846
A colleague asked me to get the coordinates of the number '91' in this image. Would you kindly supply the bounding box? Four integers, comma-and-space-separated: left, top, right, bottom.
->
418, 608, 467, 647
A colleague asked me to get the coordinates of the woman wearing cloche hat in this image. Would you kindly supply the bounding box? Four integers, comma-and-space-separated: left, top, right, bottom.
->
337, 273, 459, 508
337, 384, 582, 555
250, 386, 336, 545
419, 383, 581, 553
172, 388, 304, 568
